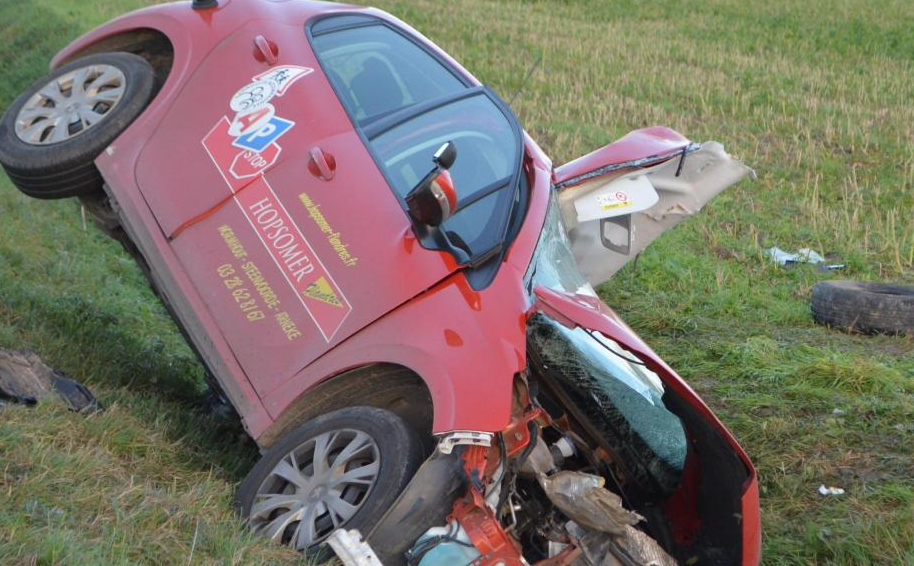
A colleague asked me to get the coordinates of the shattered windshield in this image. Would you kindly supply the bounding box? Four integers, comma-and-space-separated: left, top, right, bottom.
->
526, 195, 687, 489
527, 191, 597, 297
528, 313, 688, 492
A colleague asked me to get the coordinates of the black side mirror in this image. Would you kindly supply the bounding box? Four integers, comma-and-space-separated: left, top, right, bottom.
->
405, 141, 458, 227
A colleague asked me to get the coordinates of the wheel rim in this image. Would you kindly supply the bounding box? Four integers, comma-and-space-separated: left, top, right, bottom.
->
249, 429, 381, 549
14, 64, 127, 145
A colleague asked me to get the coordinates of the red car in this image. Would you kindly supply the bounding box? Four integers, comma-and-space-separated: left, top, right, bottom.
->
0, 1, 758, 564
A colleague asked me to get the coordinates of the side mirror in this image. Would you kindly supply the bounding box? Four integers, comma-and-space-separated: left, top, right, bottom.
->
405, 141, 457, 227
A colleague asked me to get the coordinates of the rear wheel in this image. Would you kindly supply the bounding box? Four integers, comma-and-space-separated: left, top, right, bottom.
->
0, 52, 155, 199
235, 406, 424, 552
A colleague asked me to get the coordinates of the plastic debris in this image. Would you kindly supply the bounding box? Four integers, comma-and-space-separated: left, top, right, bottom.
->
832, 408, 845, 415
818, 485, 845, 496
766, 247, 825, 266
540, 471, 643, 536
540, 471, 677, 565
327, 529, 383, 566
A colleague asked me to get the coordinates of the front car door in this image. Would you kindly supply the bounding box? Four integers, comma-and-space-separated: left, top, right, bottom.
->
134, 18, 486, 395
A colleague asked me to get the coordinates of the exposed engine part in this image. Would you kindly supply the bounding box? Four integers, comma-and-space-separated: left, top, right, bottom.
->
403, 377, 678, 566
550, 436, 576, 467
521, 436, 559, 476
326, 529, 383, 566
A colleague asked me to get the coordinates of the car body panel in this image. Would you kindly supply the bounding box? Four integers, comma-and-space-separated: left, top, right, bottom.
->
53, 1, 488, 404
260, 147, 552, 433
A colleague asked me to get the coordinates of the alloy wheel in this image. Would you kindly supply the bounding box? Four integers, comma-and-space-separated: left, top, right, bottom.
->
248, 429, 381, 549
14, 64, 126, 145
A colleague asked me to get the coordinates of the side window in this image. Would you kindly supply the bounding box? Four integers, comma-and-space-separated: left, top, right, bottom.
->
311, 25, 465, 122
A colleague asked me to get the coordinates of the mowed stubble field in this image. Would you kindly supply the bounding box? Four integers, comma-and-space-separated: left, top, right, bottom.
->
1, 0, 913, 564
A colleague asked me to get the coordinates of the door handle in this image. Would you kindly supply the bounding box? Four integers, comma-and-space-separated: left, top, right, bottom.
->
253, 35, 279, 65
309, 147, 336, 181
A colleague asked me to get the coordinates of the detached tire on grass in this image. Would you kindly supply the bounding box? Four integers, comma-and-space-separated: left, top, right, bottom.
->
0, 52, 155, 199
811, 280, 914, 335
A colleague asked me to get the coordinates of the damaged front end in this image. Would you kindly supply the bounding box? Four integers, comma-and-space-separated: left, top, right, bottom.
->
352, 181, 758, 566
363, 351, 754, 566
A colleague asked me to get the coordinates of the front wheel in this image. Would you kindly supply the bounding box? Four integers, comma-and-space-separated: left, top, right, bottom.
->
0, 52, 155, 199
235, 406, 424, 551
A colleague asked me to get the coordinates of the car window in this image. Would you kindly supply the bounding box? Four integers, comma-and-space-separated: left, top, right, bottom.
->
370, 94, 518, 253
311, 18, 525, 269
311, 25, 465, 122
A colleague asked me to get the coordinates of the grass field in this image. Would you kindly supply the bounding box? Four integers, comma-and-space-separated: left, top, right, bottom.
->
1, 0, 913, 564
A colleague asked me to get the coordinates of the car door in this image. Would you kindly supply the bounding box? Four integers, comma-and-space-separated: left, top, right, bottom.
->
135, 21, 457, 396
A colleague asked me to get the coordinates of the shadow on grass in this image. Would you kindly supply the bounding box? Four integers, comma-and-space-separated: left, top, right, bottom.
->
0, 274, 259, 483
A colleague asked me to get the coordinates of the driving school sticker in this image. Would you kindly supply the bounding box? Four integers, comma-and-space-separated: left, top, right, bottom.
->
236, 180, 352, 341
596, 190, 634, 211
201, 66, 353, 341
205, 65, 313, 182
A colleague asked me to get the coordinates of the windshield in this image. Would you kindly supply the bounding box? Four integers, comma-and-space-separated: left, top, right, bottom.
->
310, 18, 524, 264
526, 190, 596, 297
526, 194, 687, 488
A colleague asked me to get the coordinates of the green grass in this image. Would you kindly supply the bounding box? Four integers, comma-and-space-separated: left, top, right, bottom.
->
1, 0, 913, 564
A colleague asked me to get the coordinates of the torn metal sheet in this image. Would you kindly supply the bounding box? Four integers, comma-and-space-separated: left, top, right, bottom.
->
571, 526, 678, 566
0, 349, 101, 412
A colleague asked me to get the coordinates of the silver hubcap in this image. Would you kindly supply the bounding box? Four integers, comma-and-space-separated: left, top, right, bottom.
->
249, 429, 381, 549
15, 64, 126, 145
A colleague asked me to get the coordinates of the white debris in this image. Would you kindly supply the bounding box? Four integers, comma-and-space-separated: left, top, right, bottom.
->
818, 485, 845, 496
436, 431, 493, 455
766, 247, 825, 266
832, 408, 845, 415
327, 529, 384, 566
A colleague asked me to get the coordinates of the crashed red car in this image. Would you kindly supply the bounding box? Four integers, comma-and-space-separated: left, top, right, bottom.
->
0, 1, 758, 564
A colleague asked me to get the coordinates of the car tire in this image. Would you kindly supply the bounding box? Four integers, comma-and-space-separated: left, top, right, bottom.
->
811, 280, 914, 335
235, 406, 424, 554
0, 52, 156, 199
